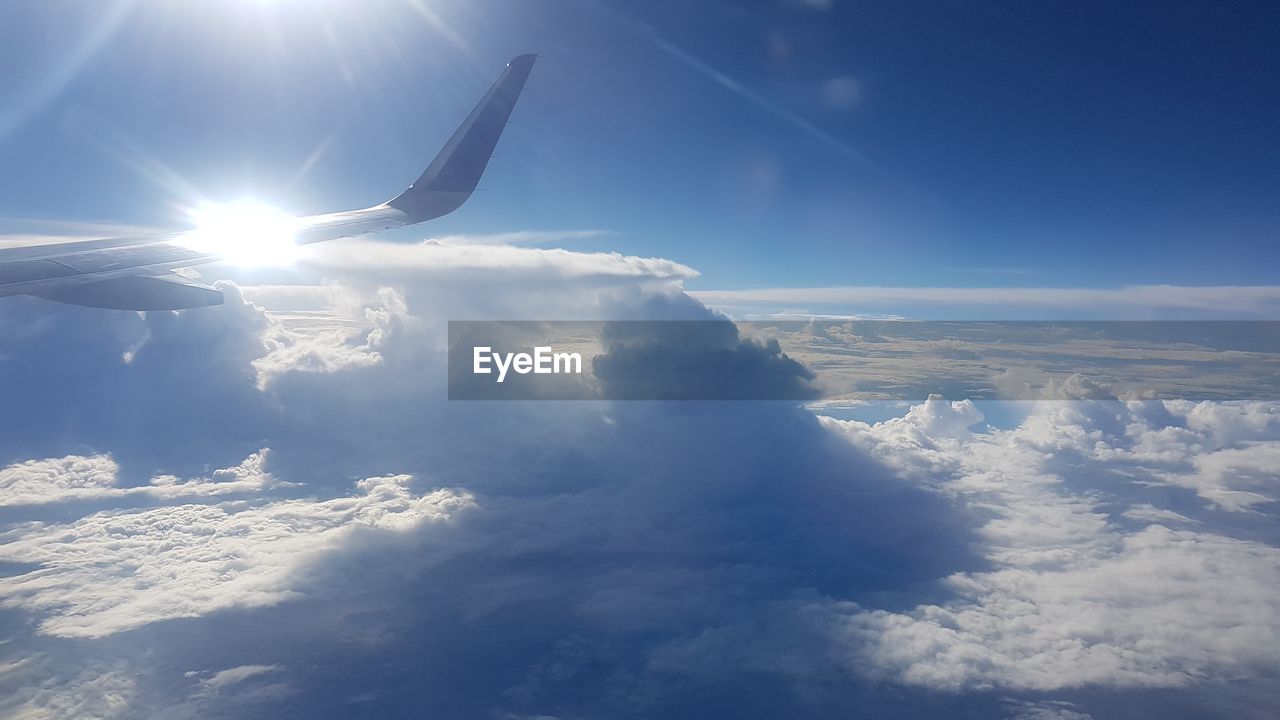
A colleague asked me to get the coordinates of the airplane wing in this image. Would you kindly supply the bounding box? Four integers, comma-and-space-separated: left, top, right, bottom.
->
0, 54, 537, 311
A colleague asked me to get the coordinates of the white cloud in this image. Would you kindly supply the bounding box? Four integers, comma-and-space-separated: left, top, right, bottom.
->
0, 454, 120, 507
0, 218, 162, 248
1171, 442, 1280, 511
302, 239, 696, 282
0, 472, 473, 638
423, 229, 614, 246
0, 666, 135, 720
189, 664, 282, 691
1120, 503, 1199, 525
1003, 699, 1094, 720
0, 450, 278, 508
826, 395, 1280, 692
844, 524, 1280, 690
243, 284, 406, 386
1017, 397, 1280, 511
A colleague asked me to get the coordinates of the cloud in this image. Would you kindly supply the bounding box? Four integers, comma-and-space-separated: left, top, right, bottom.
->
1015, 396, 1280, 511
302, 239, 696, 282
1177, 443, 1280, 511
191, 664, 283, 691
826, 394, 1280, 693
1121, 503, 1199, 525
0, 268, 982, 716
0, 666, 136, 720
0, 471, 473, 638
0, 218, 162, 249
692, 285, 1280, 318
423, 229, 614, 246
0, 454, 120, 507
844, 524, 1280, 690
244, 284, 405, 386
3, 242, 1280, 717
1003, 699, 1094, 720
0, 450, 278, 508
593, 319, 821, 400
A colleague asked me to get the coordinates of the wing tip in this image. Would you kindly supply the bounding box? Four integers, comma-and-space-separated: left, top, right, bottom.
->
509, 53, 538, 69
387, 53, 538, 223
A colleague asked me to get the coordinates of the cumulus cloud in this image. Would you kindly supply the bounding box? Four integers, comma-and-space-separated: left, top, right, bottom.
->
1014, 395, 1280, 512
0, 256, 983, 717
0, 471, 473, 638
0, 454, 120, 507
0, 666, 136, 720
0, 450, 278, 508
825, 393, 1280, 693
844, 525, 1280, 690
245, 284, 406, 385
3, 241, 1279, 718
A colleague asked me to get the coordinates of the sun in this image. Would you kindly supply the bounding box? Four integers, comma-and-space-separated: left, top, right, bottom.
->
180, 200, 305, 267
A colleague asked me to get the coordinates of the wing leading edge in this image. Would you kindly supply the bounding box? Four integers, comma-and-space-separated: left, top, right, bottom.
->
0, 53, 537, 311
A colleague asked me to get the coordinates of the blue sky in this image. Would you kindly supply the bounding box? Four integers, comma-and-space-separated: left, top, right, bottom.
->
2, 0, 1277, 293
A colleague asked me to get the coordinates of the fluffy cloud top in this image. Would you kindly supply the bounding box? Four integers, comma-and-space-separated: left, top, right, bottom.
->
828, 395, 1280, 693
0, 450, 277, 507
0, 467, 472, 638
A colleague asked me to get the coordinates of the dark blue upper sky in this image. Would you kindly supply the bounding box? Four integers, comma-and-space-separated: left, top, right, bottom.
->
1, 0, 1276, 290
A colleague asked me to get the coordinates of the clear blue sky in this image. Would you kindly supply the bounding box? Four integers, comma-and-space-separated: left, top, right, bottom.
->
1, 0, 1277, 290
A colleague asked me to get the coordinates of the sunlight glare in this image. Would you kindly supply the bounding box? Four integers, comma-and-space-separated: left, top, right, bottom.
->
181, 200, 304, 267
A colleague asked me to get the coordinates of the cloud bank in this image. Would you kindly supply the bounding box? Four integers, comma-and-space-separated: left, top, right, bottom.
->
1, 241, 1278, 719
693, 285, 1280, 318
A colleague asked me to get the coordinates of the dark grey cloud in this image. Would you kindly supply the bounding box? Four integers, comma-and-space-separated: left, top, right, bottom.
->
594, 320, 821, 400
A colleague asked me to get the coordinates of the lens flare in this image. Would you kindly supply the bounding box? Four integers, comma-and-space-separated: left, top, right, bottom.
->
181, 200, 304, 267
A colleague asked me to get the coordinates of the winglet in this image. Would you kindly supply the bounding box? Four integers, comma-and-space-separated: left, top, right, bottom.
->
387, 54, 537, 222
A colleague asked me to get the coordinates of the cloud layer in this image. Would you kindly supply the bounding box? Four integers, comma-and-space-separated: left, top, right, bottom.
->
1, 241, 1278, 719
828, 395, 1280, 694
693, 285, 1280, 318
